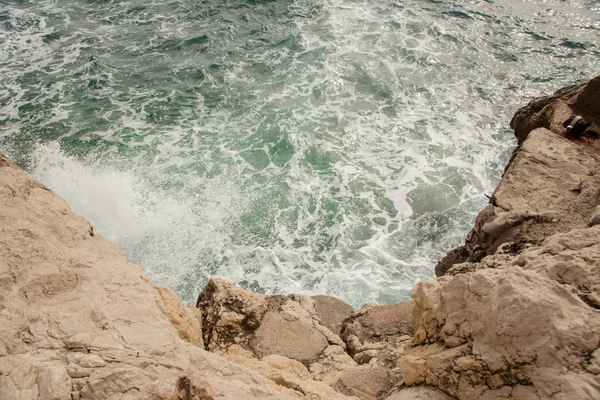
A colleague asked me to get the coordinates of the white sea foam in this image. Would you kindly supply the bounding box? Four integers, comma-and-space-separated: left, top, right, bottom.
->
2, 0, 599, 306
28, 143, 249, 302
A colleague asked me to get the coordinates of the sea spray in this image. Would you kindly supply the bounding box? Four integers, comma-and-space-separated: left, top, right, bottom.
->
1, 0, 599, 305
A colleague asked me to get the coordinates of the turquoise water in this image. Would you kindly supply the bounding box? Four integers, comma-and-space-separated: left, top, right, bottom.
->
1, 0, 599, 306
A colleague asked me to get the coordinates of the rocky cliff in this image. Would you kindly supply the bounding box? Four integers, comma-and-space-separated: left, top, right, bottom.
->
1, 76, 599, 400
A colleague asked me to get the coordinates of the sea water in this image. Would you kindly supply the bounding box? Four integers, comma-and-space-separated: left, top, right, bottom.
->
1, 0, 599, 306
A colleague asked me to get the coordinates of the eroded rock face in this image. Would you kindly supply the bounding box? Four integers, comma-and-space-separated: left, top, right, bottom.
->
333, 367, 393, 400
0, 153, 308, 400
409, 76, 600, 400
438, 76, 600, 277
197, 278, 347, 366
509, 82, 582, 144
437, 126, 600, 276
334, 302, 415, 397
384, 386, 455, 400
221, 345, 358, 400
153, 284, 204, 348
405, 260, 600, 399
342, 301, 414, 357
309, 345, 359, 386
312, 295, 355, 336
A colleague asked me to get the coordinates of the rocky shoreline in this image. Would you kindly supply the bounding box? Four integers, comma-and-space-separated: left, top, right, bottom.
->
1, 76, 599, 400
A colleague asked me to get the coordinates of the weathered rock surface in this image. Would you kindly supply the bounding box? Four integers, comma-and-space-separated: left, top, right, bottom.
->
309, 345, 358, 386
384, 386, 454, 400
312, 295, 355, 336
153, 284, 204, 348
339, 301, 414, 386
342, 301, 414, 358
437, 76, 600, 277
221, 345, 358, 400
409, 76, 600, 399
405, 264, 600, 399
333, 367, 393, 400
197, 278, 346, 365
0, 153, 324, 399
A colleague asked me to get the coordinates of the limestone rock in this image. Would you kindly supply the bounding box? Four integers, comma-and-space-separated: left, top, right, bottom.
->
569, 75, 600, 126
37, 364, 71, 400
197, 279, 345, 365
341, 302, 413, 354
251, 311, 329, 364
438, 75, 600, 277
309, 345, 359, 386
153, 284, 204, 348
416, 76, 600, 399
0, 153, 303, 399
333, 366, 393, 400
588, 205, 600, 227
404, 265, 600, 399
436, 127, 600, 276
222, 348, 359, 400
196, 277, 269, 351
384, 387, 455, 400
333, 301, 414, 392
512, 225, 600, 309
342, 301, 413, 361
509, 82, 582, 144
312, 295, 354, 336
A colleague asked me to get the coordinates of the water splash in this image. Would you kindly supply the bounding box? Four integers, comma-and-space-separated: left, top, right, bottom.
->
2, 0, 599, 306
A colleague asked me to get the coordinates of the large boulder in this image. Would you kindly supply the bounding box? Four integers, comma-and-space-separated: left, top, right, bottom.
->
333, 367, 393, 400
197, 278, 346, 365
251, 311, 329, 363
312, 295, 355, 336
342, 301, 414, 357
